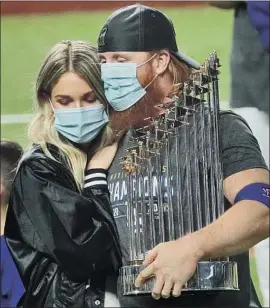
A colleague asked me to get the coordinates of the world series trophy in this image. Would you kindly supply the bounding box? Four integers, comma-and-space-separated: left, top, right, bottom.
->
119, 52, 239, 295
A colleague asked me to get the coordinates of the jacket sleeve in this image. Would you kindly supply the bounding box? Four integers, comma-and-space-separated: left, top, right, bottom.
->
11, 158, 120, 281
82, 168, 122, 269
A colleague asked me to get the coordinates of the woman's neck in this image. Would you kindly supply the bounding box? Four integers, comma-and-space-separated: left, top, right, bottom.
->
1, 206, 6, 236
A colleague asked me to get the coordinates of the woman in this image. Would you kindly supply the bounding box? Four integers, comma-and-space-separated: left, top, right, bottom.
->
4, 40, 121, 307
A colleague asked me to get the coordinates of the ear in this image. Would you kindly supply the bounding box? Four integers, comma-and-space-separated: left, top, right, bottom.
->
152, 50, 171, 75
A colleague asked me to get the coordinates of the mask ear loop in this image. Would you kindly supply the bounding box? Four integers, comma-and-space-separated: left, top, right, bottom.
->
137, 53, 158, 68
144, 73, 159, 90
137, 53, 159, 90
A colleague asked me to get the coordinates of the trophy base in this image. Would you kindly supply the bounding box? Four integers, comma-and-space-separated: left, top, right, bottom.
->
120, 261, 239, 295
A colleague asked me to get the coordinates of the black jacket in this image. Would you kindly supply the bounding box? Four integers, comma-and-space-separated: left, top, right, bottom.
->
4, 144, 122, 307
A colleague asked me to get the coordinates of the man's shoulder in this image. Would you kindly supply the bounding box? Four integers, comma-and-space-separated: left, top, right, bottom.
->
219, 109, 250, 128
219, 109, 268, 178
219, 109, 253, 141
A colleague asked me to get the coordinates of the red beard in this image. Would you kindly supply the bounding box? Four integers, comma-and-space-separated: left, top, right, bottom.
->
109, 81, 166, 137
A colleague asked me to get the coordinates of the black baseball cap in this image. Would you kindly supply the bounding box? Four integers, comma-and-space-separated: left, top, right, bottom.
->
98, 4, 201, 70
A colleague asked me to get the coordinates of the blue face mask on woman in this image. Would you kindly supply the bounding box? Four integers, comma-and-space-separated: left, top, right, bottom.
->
101, 54, 157, 111
51, 104, 109, 144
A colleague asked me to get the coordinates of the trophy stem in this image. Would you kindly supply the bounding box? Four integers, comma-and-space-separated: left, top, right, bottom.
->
212, 74, 224, 218
139, 166, 147, 258
206, 81, 217, 224
211, 55, 228, 261
147, 151, 156, 249
155, 148, 165, 243
134, 170, 142, 259
164, 116, 175, 240
199, 98, 210, 228
183, 112, 194, 234
127, 173, 135, 261
192, 106, 203, 230
175, 124, 185, 238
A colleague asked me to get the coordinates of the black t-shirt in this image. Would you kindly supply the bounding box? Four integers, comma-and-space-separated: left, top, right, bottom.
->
108, 110, 267, 308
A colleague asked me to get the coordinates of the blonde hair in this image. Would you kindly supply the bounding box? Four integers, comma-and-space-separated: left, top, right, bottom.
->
148, 50, 194, 97
167, 53, 193, 97
28, 40, 113, 190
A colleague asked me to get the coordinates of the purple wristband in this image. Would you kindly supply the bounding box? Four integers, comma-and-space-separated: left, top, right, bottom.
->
234, 183, 270, 208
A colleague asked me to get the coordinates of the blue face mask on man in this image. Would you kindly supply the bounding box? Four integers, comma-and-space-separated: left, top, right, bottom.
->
51, 103, 109, 144
101, 54, 158, 111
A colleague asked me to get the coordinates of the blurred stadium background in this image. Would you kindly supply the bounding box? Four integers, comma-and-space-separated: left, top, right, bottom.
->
0, 1, 262, 301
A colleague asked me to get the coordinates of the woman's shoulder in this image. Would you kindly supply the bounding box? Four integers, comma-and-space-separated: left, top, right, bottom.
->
15, 144, 76, 188
19, 143, 68, 172
22, 144, 46, 160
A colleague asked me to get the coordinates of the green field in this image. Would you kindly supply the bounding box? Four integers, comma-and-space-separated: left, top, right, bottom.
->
0, 7, 262, 302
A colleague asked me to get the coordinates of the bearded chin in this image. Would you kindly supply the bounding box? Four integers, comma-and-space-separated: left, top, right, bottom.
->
110, 83, 165, 137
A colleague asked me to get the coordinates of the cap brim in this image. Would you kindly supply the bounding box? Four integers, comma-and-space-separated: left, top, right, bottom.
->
171, 51, 201, 70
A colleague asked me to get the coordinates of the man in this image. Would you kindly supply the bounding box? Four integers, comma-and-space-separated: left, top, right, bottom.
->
98, 4, 269, 308
210, 2, 269, 306
1, 139, 25, 307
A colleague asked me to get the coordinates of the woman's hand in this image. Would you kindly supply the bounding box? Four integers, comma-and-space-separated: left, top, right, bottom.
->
135, 236, 202, 300
87, 142, 118, 170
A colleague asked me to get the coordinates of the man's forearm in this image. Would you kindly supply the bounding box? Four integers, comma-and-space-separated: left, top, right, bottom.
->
188, 200, 269, 260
